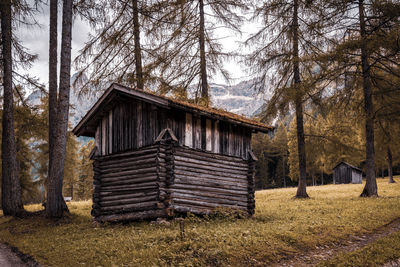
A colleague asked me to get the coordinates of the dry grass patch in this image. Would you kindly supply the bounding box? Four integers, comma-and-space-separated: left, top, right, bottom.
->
0, 178, 399, 266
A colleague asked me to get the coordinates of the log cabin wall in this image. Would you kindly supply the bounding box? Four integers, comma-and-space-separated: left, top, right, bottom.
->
94, 99, 253, 160
92, 140, 256, 222
92, 144, 168, 222
170, 146, 254, 215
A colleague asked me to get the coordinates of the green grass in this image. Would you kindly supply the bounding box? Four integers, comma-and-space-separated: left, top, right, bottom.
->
1, 178, 400, 266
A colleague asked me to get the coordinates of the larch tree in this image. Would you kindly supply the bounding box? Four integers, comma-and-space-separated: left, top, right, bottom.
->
1, 0, 24, 216
319, 0, 400, 196
245, 0, 338, 198
47, 0, 58, 203
74, 0, 167, 93
75, 0, 246, 105
155, 0, 246, 104
46, 0, 73, 218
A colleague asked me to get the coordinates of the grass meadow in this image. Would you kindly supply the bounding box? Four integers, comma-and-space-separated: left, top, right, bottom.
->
1, 178, 400, 266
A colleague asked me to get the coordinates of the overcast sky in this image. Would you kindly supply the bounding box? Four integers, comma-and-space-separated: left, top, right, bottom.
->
17, 4, 257, 89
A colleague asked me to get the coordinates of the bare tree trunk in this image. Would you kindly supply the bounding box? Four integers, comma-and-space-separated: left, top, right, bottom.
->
199, 0, 209, 101
293, 0, 308, 198
359, 0, 377, 197
46, 0, 73, 218
388, 147, 395, 183
48, 0, 58, 203
321, 168, 324, 185
1, 0, 24, 217
282, 156, 286, 188
132, 0, 144, 90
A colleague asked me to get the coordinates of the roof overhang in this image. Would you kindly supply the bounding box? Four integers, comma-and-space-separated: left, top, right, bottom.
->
72, 83, 273, 137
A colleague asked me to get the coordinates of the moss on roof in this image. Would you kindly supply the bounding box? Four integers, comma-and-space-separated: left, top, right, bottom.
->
133, 84, 273, 131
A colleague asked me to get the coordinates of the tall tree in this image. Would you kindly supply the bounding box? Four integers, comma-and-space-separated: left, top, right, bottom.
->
74, 0, 160, 92
291, 0, 307, 197
156, 0, 245, 103
46, 0, 73, 218
132, 0, 144, 90
48, 0, 58, 192
245, 0, 337, 197
319, 0, 400, 196
75, 0, 245, 104
358, 0, 377, 197
1, 0, 24, 216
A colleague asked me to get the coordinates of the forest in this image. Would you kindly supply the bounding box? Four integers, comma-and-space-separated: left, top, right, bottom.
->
0, 0, 399, 225
1, 0, 400, 265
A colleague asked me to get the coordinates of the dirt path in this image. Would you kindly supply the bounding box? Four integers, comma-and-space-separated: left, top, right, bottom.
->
271, 218, 400, 267
0, 243, 40, 267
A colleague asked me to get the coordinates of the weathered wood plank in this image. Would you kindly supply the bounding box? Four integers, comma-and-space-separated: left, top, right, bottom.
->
100, 191, 158, 201
171, 183, 247, 196
100, 167, 164, 179
96, 209, 166, 223
174, 165, 248, 180
101, 175, 159, 185
95, 125, 100, 156
213, 120, 219, 153
206, 119, 212, 151
136, 101, 143, 148
100, 195, 158, 207
171, 188, 248, 202
108, 110, 113, 154
194, 116, 201, 149
184, 113, 193, 147
174, 155, 248, 171
100, 201, 159, 211
174, 175, 248, 190
175, 146, 248, 163
172, 198, 246, 209
172, 193, 248, 207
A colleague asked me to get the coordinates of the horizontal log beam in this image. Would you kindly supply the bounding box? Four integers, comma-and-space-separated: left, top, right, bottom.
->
174, 175, 248, 190
97, 146, 161, 160
174, 166, 248, 181
100, 167, 164, 179
101, 175, 161, 186
172, 192, 248, 207
99, 194, 158, 207
171, 188, 248, 202
100, 201, 160, 211
174, 155, 248, 172
96, 209, 167, 223
171, 183, 247, 196
175, 147, 248, 163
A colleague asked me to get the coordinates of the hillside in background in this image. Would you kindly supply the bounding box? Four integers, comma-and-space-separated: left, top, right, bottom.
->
27, 77, 270, 128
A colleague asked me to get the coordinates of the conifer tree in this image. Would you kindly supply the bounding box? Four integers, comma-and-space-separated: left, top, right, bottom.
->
157, 0, 246, 103
74, 0, 164, 92
1, 0, 24, 216
319, 0, 400, 196
75, 0, 245, 104
46, 0, 73, 218
246, 0, 337, 197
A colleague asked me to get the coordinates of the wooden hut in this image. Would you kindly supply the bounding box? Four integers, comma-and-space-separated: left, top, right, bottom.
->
73, 83, 273, 222
333, 162, 363, 184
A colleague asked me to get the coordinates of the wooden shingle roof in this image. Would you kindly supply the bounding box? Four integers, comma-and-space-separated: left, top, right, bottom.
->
72, 83, 273, 137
